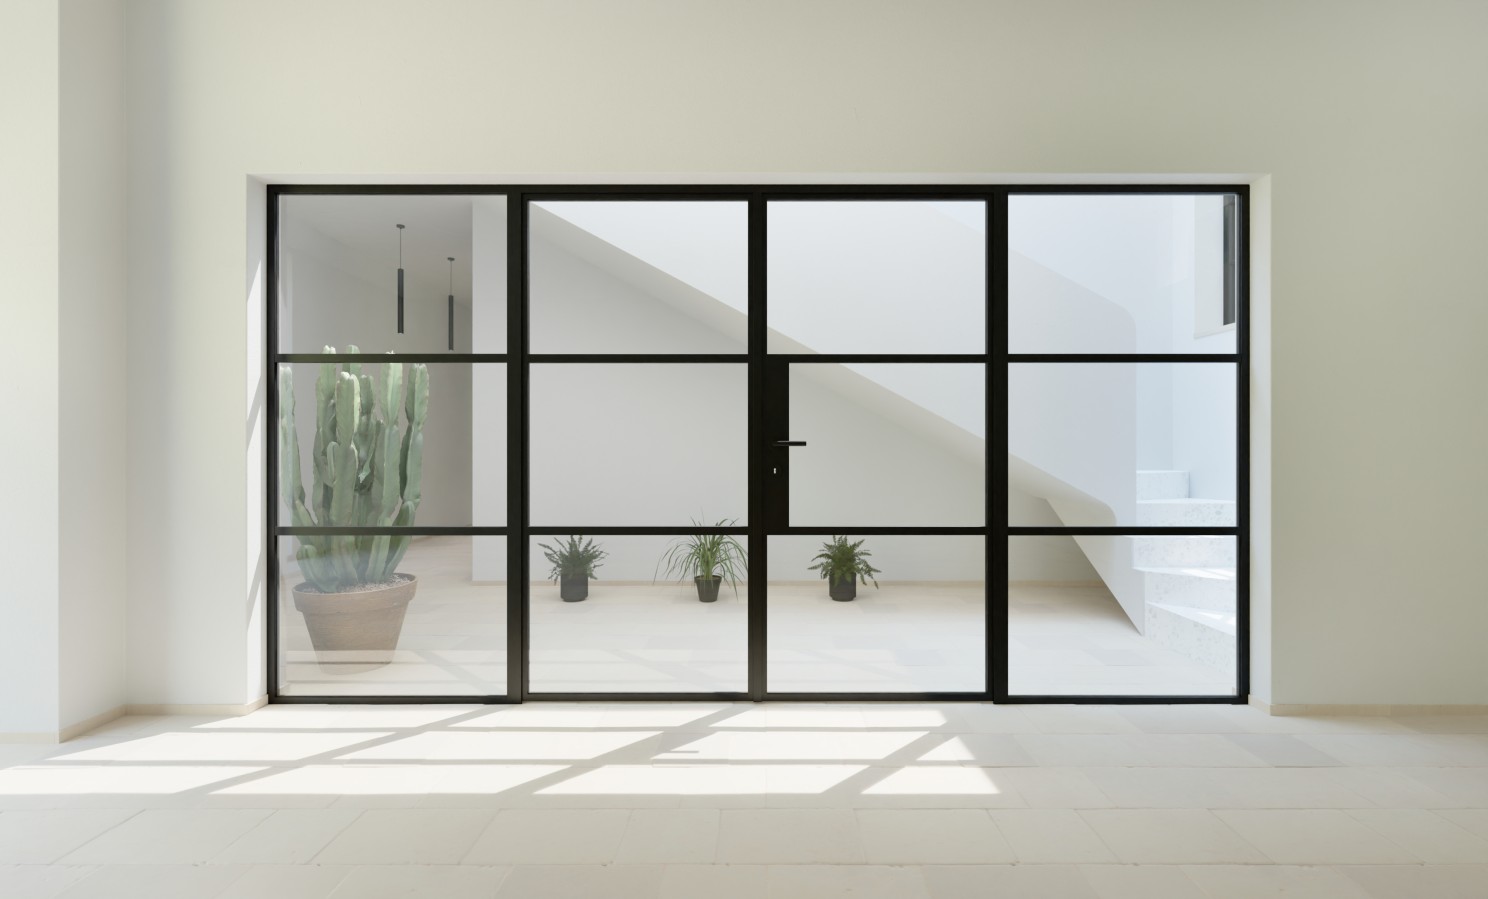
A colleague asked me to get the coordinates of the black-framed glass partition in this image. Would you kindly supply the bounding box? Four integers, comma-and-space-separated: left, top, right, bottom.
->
267, 184, 1248, 704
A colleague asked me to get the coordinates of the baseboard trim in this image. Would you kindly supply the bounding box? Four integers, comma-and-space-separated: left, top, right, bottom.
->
124, 696, 269, 717
0, 704, 128, 744
1252, 697, 1488, 716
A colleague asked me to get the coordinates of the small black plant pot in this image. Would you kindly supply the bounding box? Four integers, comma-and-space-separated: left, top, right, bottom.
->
829, 576, 857, 602
559, 575, 589, 602
695, 575, 722, 603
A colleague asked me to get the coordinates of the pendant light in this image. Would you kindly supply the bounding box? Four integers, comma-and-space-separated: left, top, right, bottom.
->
395, 223, 406, 334
446, 256, 456, 351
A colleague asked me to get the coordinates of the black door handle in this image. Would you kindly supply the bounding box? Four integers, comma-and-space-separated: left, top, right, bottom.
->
773, 440, 807, 447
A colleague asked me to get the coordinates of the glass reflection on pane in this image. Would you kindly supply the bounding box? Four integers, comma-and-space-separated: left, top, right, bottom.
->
1007, 536, 1237, 696
1008, 193, 1237, 354
278, 535, 507, 697
530, 201, 748, 354
527, 535, 748, 693
767, 534, 985, 693
278, 194, 506, 353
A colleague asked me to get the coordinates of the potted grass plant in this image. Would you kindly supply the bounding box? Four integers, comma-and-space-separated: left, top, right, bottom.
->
539, 535, 607, 602
808, 536, 880, 601
277, 346, 429, 667
657, 518, 748, 602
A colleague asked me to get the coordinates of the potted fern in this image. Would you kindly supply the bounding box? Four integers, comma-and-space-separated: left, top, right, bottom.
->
277, 346, 428, 667
808, 536, 880, 601
657, 519, 748, 602
539, 535, 607, 602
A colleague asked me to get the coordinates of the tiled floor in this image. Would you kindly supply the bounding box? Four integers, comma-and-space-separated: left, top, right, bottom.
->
278, 538, 1232, 698
3, 704, 1488, 896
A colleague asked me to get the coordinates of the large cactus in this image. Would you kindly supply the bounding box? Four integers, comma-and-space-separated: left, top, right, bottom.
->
278, 346, 429, 592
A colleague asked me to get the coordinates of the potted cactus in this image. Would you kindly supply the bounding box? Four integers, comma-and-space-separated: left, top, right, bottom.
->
657, 519, 748, 602
277, 346, 429, 667
539, 535, 607, 602
807, 536, 880, 601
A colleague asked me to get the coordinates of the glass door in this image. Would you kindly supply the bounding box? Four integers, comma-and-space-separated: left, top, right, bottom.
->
524, 198, 753, 697
760, 200, 991, 697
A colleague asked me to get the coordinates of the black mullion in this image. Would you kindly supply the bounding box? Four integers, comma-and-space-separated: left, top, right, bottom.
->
527, 526, 748, 536
771, 526, 987, 536
768, 354, 987, 364
530, 354, 749, 364
266, 186, 281, 701
1009, 527, 1239, 537
280, 527, 509, 536
1000, 694, 1246, 705
747, 195, 767, 701
508, 192, 528, 702
278, 354, 508, 364
1009, 354, 1239, 364
1235, 187, 1252, 700
271, 183, 1246, 198
990, 190, 1009, 703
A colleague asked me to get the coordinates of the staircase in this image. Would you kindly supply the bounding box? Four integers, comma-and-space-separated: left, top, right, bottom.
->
1129, 471, 1237, 670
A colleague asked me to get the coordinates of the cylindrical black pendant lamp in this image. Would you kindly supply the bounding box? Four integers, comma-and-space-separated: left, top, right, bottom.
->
396, 224, 406, 334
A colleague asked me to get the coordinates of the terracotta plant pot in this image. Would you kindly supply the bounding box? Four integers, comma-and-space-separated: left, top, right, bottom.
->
829, 576, 857, 602
695, 575, 722, 603
559, 575, 589, 602
292, 574, 417, 671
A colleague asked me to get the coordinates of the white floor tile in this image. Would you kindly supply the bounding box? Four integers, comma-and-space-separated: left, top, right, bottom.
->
217, 865, 350, 899
858, 809, 1013, 864
657, 863, 768, 899
463, 808, 630, 864
922, 865, 1099, 899
1346, 808, 1488, 863
0, 865, 97, 899
0, 810, 137, 864
916, 734, 1036, 766
313, 808, 494, 864
615, 808, 718, 864
990, 809, 1116, 863
60, 809, 271, 865
212, 808, 361, 864
1079, 810, 1267, 864
328, 865, 509, 898
493, 864, 666, 899
1213, 810, 1419, 864
1334, 864, 1488, 898
717, 809, 863, 863
55, 864, 246, 899
1182, 864, 1373, 898
1080, 865, 1207, 899
768, 864, 930, 898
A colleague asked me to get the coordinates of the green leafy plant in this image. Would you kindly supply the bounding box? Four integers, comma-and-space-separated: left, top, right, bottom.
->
539, 535, 607, 581
277, 346, 429, 593
807, 536, 881, 588
657, 518, 748, 593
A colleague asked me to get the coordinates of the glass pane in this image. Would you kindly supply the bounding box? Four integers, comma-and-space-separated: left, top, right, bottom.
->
789, 364, 984, 527
530, 364, 747, 526
276, 361, 504, 527
278, 194, 506, 353
530, 201, 748, 353
1008, 194, 1237, 354
278, 535, 507, 697
1008, 535, 1237, 696
768, 201, 985, 354
1008, 363, 1235, 527
767, 534, 985, 692
528, 534, 748, 693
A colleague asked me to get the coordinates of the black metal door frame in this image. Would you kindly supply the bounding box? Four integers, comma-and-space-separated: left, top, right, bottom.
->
266, 183, 1249, 706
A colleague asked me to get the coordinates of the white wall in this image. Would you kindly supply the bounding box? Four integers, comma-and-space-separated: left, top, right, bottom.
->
0, 0, 62, 736
109, 0, 1488, 708
58, 0, 129, 731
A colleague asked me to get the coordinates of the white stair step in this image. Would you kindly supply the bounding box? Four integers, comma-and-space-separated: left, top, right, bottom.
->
1129, 535, 1236, 568
1145, 601, 1238, 670
1136, 498, 1236, 527
1136, 470, 1189, 501
1137, 566, 1236, 611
